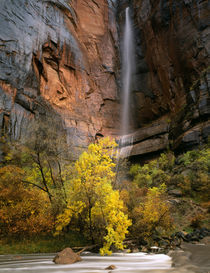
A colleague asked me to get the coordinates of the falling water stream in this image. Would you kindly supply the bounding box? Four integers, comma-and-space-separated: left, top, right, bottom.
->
121, 7, 134, 136
117, 6, 135, 159
0, 252, 172, 273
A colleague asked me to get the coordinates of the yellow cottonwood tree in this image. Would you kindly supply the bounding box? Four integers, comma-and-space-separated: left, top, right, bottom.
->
132, 184, 173, 243
55, 137, 131, 255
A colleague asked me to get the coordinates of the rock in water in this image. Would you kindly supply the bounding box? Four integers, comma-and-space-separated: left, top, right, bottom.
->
53, 248, 82, 264
105, 265, 117, 270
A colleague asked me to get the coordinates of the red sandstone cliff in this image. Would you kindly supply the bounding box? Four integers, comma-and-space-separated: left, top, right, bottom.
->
0, 0, 120, 157
0, 0, 209, 158
118, 0, 209, 158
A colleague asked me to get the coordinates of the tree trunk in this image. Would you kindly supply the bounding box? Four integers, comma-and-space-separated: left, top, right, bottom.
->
88, 204, 94, 244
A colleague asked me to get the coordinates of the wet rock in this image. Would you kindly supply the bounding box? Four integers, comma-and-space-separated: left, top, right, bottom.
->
173, 232, 187, 241
53, 248, 82, 264
168, 199, 182, 206
131, 0, 209, 154
199, 97, 210, 116
203, 125, 210, 140
150, 246, 161, 253
130, 134, 169, 157
172, 228, 210, 244
168, 189, 183, 197
182, 130, 200, 145
130, 120, 169, 144
105, 265, 117, 270
131, 247, 139, 253
13, 256, 22, 260
141, 246, 149, 252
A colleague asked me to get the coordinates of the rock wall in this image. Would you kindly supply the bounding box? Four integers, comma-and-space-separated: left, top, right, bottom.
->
0, 0, 120, 158
119, 0, 209, 158
0, 0, 209, 159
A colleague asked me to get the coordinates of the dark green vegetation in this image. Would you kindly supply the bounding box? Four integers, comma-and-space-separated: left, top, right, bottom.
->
0, 233, 89, 255
127, 145, 210, 244
0, 127, 209, 254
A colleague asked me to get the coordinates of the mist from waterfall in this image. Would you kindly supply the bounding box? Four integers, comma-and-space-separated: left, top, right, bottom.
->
121, 7, 135, 136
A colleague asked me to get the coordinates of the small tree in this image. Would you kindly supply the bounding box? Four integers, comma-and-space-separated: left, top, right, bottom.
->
23, 118, 72, 206
55, 137, 131, 255
132, 184, 173, 244
3, 118, 73, 216
0, 165, 53, 237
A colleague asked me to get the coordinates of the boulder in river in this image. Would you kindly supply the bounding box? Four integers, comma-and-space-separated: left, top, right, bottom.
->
105, 265, 117, 270
53, 248, 82, 264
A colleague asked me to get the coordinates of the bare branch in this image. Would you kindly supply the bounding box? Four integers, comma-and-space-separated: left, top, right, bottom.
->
21, 180, 50, 194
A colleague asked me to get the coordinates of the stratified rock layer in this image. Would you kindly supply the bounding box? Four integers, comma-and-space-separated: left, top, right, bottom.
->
118, 0, 209, 157
0, 0, 209, 158
0, 0, 120, 157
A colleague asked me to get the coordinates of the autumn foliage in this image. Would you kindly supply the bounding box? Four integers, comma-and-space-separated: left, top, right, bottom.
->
0, 131, 209, 254
0, 165, 53, 236
55, 137, 131, 255
131, 184, 173, 243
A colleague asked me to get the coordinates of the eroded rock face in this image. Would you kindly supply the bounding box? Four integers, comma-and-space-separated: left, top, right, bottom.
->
118, 0, 209, 157
0, 0, 209, 159
0, 0, 120, 157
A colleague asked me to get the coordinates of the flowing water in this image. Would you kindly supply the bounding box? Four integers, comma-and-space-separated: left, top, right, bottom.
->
0, 252, 172, 273
116, 135, 133, 159
116, 6, 135, 163
121, 7, 135, 136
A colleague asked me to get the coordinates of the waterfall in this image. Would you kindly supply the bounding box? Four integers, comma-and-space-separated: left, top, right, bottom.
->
115, 6, 135, 172
121, 7, 135, 136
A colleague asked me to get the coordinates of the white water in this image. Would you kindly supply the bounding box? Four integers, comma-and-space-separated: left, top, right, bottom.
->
0, 252, 172, 273
116, 135, 133, 159
116, 6, 135, 162
121, 7, 135, 136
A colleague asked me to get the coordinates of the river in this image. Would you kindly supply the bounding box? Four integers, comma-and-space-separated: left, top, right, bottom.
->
0, 252, 172, 273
